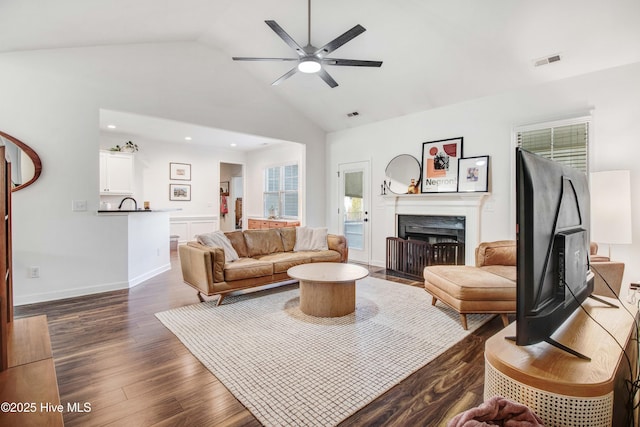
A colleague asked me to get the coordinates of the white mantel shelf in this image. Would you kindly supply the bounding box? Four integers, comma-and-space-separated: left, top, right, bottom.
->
383, 192, 490, 204
383, 192, 491, 266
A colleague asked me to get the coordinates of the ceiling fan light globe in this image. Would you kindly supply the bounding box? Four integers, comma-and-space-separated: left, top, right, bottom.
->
298, 59, 321, 73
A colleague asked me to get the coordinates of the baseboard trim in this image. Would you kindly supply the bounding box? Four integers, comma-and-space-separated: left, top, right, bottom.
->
15, 264, 173, 305
14, 280, 129, 306
129, 264, 171, 288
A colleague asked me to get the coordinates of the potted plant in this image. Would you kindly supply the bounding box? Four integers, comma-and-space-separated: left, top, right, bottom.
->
110, 141, 139, 152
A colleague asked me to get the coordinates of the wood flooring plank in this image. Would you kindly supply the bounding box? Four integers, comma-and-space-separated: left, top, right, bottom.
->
13, 254, 499, 426
6, 315, 53, 367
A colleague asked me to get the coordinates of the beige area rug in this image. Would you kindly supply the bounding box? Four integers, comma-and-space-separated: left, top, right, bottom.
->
155, 277, 491, 427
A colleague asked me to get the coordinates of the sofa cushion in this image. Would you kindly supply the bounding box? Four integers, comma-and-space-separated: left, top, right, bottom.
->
424, 265, 516, 301
476, 240, 516, 267
243, 229, 285, 257
255, 252, 311, 273
224, 258, 273, 282
225, 230, 249, 258
295, 250, 342, 263
278, 227, 297, 252
480, 265, 517, 282
196, 231, 239, 262
294, 226, 328, 251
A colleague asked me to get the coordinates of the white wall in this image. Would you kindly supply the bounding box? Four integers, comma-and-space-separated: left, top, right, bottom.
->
327, 62, 640, 288
0, 41, 325, 304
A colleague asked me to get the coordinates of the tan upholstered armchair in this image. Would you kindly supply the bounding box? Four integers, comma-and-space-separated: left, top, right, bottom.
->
589, 243, 625, 299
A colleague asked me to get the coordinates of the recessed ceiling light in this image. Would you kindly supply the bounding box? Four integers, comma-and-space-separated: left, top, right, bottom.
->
185, 136, 192, 141
230, 143, 237, 147
107, 124, 116, 129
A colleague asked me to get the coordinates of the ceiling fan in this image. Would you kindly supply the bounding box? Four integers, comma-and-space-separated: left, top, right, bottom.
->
232, 0, 382, 88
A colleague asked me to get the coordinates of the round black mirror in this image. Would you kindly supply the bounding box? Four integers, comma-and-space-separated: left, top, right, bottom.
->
385, 154, 421, 194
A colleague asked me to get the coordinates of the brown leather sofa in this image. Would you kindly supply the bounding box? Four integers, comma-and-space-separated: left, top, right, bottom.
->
424, 240, 625, 330
179, 227, 348, 305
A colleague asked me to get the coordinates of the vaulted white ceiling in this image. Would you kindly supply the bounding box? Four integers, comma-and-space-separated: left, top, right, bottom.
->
2, 0, 639, 133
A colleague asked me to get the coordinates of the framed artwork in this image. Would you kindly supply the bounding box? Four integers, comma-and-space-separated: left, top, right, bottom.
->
457, 156, 489, 192
220, 181, 229, 196
169, 184, 191, 201
170, 162, 191, 181
421, 137, 463, 193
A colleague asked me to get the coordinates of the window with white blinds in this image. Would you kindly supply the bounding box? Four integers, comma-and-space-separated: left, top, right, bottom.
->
515, 118, 590, 172
263, 164, 298, 218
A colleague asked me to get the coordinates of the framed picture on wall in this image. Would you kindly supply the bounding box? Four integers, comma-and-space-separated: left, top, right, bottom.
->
170, 162, 191, 181
220, 181, 229, 196
169, 184, 191, 201
457, 156, 489, 192
421, 137, 463, 193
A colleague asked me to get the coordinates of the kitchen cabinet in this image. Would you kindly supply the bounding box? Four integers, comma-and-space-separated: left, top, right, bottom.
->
100, 150, 134, 195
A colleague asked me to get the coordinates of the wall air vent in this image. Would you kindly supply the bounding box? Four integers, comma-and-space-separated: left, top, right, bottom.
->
534, 54, 562, 67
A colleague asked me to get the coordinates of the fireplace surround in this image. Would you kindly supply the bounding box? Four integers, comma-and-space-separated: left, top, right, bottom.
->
383, 193, 489, 267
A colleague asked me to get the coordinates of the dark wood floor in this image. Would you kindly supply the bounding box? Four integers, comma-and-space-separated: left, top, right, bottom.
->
15, 253, 507, 427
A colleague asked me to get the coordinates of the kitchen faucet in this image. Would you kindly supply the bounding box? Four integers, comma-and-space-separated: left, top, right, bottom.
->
118, 197, 138, 210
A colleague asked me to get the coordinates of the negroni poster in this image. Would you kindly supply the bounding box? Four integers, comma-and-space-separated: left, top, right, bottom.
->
421, 137, 463, 193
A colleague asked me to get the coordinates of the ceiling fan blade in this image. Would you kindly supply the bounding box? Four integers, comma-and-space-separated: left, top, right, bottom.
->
317, 68, 338, 88
232, 57, 299, 62
322, 58, 383, 67
265, 20, 306, 56
314, 24, 366, 56
272, 67, 299, 86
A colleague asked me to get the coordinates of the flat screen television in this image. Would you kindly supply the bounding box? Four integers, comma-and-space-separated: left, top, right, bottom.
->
514, 148, 601, 359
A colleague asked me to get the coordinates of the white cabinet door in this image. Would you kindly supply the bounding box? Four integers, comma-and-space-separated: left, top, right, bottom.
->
99, 151, 109, 192
100, 151, 134, 195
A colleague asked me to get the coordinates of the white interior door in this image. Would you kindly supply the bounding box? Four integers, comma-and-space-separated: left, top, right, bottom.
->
338, 161, 370, 264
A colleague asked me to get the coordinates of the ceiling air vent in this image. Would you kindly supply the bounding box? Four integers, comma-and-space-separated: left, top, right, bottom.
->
534, 54, 562, 67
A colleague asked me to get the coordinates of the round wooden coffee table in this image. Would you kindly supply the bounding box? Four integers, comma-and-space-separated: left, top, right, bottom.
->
287, 262, 369, 317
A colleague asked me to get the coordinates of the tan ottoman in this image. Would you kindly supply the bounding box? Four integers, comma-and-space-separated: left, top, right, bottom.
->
424, 265, 516, 330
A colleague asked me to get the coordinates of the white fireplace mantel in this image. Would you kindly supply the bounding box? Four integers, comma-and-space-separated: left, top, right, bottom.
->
383, 193, 490, 265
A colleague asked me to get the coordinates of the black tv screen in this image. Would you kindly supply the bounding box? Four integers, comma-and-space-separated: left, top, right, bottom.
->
515, 148, 594, 349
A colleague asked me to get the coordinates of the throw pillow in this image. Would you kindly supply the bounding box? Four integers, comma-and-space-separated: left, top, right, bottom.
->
196, 231, 239, 262
293, 226, 328, 252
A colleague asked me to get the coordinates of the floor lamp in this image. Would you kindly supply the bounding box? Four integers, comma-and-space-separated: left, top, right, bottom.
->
590, 170, 632, 259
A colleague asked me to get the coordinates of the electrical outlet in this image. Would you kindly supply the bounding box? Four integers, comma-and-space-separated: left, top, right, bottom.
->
72, 200, 88, 211
29, 266, 40, 278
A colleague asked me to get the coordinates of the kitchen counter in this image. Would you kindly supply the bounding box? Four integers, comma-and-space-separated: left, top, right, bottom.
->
95, 209, 179, 288
97, 209, 181, 214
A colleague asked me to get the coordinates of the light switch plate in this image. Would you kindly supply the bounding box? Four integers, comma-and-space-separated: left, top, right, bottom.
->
72, 200, 88, 211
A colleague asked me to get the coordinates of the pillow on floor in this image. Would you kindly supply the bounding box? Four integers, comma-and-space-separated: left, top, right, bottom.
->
196, 231, 239, 262
294, 227, 328, 251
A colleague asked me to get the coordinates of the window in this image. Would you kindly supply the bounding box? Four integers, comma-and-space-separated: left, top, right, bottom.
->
515, 117, 590, 173
264, 164, 298, 218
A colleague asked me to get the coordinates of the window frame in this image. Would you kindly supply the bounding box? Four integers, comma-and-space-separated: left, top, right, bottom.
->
509, 115, 592, 235
514, 115, 591, 174
263, 163, 299, 219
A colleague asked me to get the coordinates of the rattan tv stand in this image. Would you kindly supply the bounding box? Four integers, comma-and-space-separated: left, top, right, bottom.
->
484, 297, 637, 427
